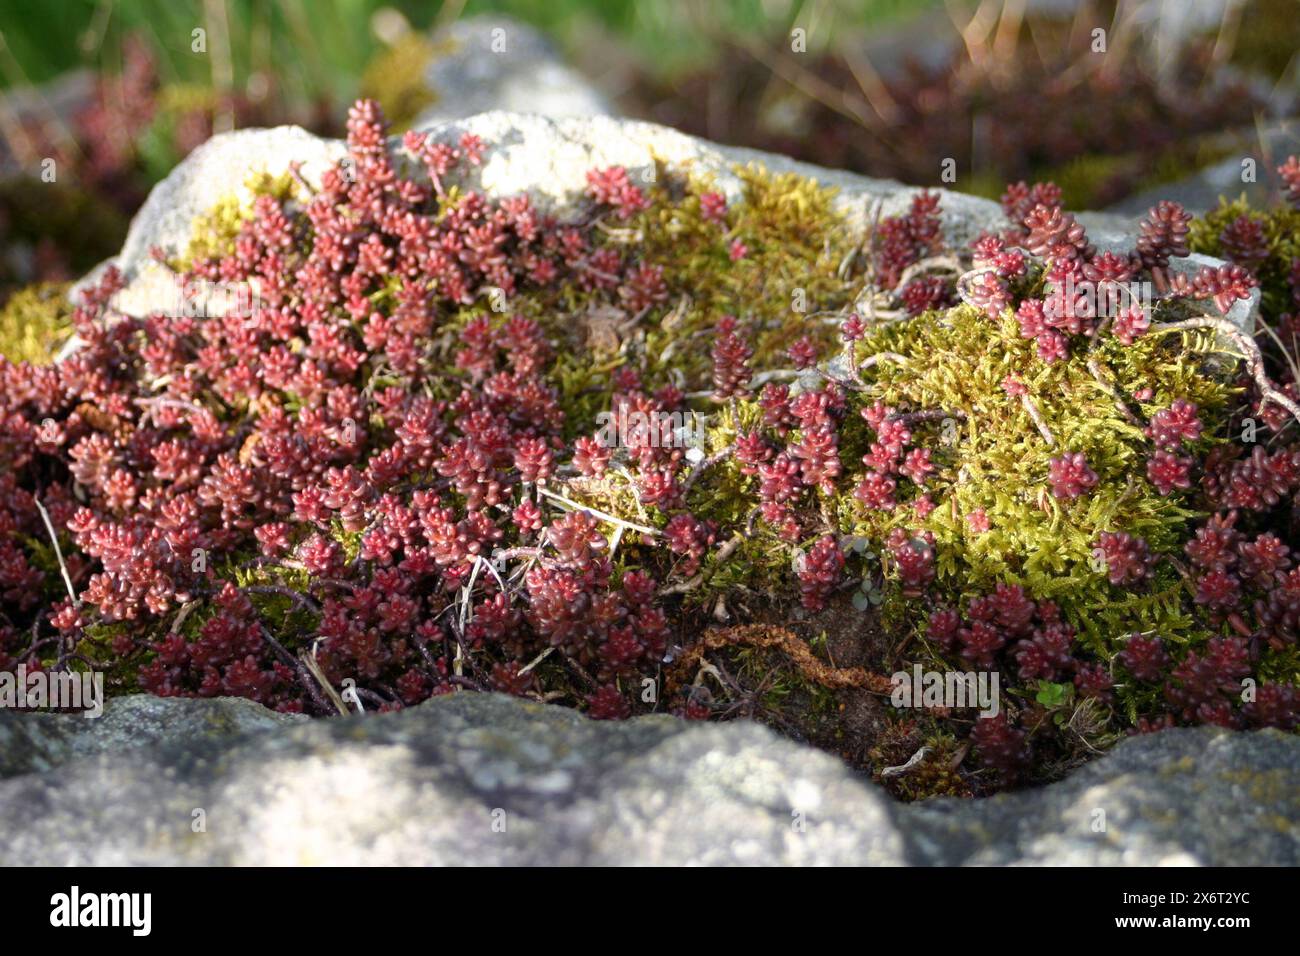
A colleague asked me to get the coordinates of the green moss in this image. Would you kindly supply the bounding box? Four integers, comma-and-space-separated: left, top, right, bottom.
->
638, 164, 855, 383
179, 170, 299, 268
1190, 196, 1300, 323
853, 307, 1233, 641
358, 34, 445, 131
0, 282, 74, 364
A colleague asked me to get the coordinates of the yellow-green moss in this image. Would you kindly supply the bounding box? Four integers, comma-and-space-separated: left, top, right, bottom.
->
0, 282, 74, 364
359, 34, 447, 131
1190, 195, 1300, 322
640, 163, 855, 382
179, 170, 299, 268
852, 307, 1235, 647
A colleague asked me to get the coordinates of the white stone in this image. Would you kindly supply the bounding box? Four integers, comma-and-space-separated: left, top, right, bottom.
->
73, 111, 1258, 335
413, 16, 613, 126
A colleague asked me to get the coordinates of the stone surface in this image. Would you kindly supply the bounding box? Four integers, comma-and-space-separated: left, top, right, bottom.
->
909, 726, 1300, 865
413, 16, 613, 127
0, 693, 1294, 865
1108, 123, 1300, 217
0, 695, 303, 778
73, 111, 1258, 334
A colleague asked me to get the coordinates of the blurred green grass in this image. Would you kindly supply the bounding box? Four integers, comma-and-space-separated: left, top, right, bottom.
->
0, 0, 939, 100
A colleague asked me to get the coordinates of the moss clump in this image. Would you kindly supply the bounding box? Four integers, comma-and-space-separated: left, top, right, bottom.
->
640, 164, 854, 381
359, 34, 445, 131
850, 307, 1233, 648
507, 163, 856, 412
869, 724, 973, 800
179, 170, 299, 267
1190, 195, 1300, 321
0, 282, 75, 364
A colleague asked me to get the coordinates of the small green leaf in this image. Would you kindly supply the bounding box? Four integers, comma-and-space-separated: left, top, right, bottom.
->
1035, 680, 1071, 709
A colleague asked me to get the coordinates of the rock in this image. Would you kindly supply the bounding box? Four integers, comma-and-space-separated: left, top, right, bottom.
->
0, 694, 902, 866
1107, 123, 1300, 218
0, 695, 303, 778
73, 111, 1259, 334
0, 694, 1294, 865
910, 726, 1300, 865
412, 16, 613, 127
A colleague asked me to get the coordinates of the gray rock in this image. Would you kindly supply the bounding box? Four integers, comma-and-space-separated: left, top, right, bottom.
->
0, 695, 304, 778
412, 16, 613, 127
0, 694, 902, 866
72, 111, 1258, 334
0, 694, 1294, 865
1108, 123, 1300, 217
911, 726, 1300, 865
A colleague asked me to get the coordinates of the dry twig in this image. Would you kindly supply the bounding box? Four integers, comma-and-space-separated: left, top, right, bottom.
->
666, 624, 894, 694
1153, 315, 1300, 425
